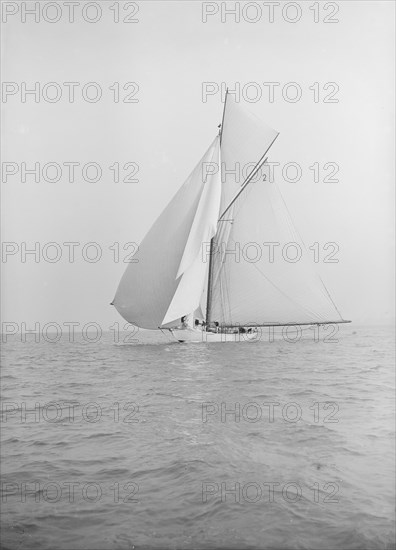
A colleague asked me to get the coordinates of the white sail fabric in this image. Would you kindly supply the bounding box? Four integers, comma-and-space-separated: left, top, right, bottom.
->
220, 93, 279, 214
114, 95, 345, 332
176, 137, 221, 278
210, 174, 344, 326
161, 252, 209, 327
162, 137, 221, 325
113, 137, 219, 329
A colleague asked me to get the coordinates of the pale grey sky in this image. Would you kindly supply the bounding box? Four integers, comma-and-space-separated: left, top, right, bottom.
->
1, 0, 395, 327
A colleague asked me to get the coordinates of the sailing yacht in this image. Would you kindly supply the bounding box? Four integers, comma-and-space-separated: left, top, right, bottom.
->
112, 89, 350, 343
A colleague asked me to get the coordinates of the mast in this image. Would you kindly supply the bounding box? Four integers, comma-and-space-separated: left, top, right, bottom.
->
206, 87, 228, 327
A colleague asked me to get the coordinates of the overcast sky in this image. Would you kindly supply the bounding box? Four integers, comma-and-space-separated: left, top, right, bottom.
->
1, 0, 395, 328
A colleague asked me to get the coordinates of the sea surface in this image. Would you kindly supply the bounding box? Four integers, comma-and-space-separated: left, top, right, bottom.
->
1, 324, 395, 550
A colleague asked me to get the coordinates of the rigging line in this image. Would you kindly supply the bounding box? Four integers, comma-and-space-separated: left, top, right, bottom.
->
222, 214, 235, 323
214, 176, 333, 323
219, 87, 228, 145
212, 235, 232, 325
223, 226, 319, 323
223, 259, 232, 325
219, 127, 280, 220
210, 151, 255, 316
315, 274, 344, 319
250, 261, 325, 323
272, 179, 344, 320
218, 271, 226, 325
163, 328, 184, 344
217, 189, 324, 323
159, 327, 174, 340
211, 171, 253, 309
219, 265, 232, 326
212, 207, 233, 283
219, 152, 270, 220
271, 193, 333, 310
217, 230, 324, 323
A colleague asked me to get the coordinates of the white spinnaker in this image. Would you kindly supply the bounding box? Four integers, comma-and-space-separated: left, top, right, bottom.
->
220, 93, 279, 214
113, 137, 219, 329
210, 175, 344, 326
162, 137, 221, 326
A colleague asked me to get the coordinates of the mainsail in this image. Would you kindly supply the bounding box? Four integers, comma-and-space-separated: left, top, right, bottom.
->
113, 91, 347, 331
210, 178, 344, 326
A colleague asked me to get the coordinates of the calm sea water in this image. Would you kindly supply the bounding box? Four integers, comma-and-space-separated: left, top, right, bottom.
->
1, 324, 395, 550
